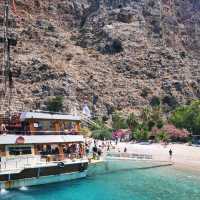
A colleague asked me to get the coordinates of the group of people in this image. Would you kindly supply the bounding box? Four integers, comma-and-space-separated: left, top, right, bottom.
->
85, 139, 128, 160
92, 145, 102, 159
39, 143, 84, 161
85, 140, 103, 160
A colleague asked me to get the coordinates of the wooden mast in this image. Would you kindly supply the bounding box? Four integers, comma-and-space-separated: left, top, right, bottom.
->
1, 0, 17, 117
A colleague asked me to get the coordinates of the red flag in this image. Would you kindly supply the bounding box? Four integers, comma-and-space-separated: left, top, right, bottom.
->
11, 0, 17, 14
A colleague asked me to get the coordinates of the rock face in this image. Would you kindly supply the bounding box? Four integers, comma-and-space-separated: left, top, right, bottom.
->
0, 0, 199, 114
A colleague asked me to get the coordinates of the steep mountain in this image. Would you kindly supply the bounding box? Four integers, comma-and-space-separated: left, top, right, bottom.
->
0, 0, 199, 114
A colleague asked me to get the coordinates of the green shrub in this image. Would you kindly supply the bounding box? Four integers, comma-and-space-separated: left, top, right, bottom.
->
155, 131, 169, 142
80, 127, 92, 137
133, 128, 142, 141
162, 95, 178, 109
157, 120, 164, 129
92, 128, 112, 140
141, 87, 150, 98
111, 39, 123, 53
150, 96, 161, 107
46, 96, 64, 112
180, 51, 186, 59
147, 120, 155, 131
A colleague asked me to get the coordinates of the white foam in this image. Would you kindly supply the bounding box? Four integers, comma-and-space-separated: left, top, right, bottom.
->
0, 188, 8, 195
19, 186, 28, 191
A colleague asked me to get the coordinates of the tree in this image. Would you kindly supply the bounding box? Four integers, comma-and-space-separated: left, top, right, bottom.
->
112, 112, 128, 131
46, 96, 64, 112
170, 100, 200, 135
150, 107, 164, 129
140, 107, 151, 123
132, 124, 149, 141
89, 118, 112, 140
140, 107, 164, 131
127, 113, 138, 130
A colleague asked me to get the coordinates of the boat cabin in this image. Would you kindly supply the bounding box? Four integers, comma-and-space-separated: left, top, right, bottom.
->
0, 134, 85, 168
0, 112, 85, 169
0, 112, 81, 135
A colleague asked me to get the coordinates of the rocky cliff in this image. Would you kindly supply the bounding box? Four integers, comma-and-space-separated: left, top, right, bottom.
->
0, 0, 200, 114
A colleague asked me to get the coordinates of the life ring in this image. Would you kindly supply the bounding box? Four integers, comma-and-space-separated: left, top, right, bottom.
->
57, 162, 65, 168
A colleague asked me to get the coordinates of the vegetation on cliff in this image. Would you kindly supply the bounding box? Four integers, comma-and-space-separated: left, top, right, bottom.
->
89, 100, 200, 142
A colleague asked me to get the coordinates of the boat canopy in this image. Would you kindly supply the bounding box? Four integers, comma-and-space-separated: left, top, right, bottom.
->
20, 112, 81, 121
0, 135, 84, 145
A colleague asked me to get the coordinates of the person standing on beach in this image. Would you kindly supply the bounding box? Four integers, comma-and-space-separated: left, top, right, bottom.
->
169, 149, 172, 159
97, 148, 102, 160
93, 145, 98, 159
107, 144, 110, 152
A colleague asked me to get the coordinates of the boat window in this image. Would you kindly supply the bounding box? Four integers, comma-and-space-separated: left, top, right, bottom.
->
9, 146, 32, 155
64, 121, 75, 129
37, 120, 52, 131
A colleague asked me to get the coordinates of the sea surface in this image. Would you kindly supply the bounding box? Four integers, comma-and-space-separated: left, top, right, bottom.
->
1, 160, 200, 200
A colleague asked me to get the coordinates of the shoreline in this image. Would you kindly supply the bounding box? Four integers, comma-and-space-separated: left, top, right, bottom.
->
173, 162, 200, 173
108, 142, 200, 173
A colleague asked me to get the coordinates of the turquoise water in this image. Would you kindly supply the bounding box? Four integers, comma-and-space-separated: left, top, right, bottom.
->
1, 160, 200, 200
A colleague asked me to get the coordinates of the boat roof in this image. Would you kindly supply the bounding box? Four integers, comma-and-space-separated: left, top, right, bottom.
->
20, 112, 81, 121
0, 135, 84, 145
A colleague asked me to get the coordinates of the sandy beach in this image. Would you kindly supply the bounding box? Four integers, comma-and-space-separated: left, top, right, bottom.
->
110, 142, 200, 173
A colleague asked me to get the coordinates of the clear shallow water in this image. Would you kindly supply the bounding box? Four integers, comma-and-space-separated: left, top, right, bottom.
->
1, 160, 200, 200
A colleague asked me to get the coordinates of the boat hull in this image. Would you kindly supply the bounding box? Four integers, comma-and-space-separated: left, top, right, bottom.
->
0, 161, 88, 189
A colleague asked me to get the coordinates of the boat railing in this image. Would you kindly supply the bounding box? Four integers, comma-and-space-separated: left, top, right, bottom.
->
40, 153, 85, 162
0, 154, 87, 172
106, 152, 153, 160
31, 131, 81, 135
0, 130, 81, 135
0, 155, 41, 172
